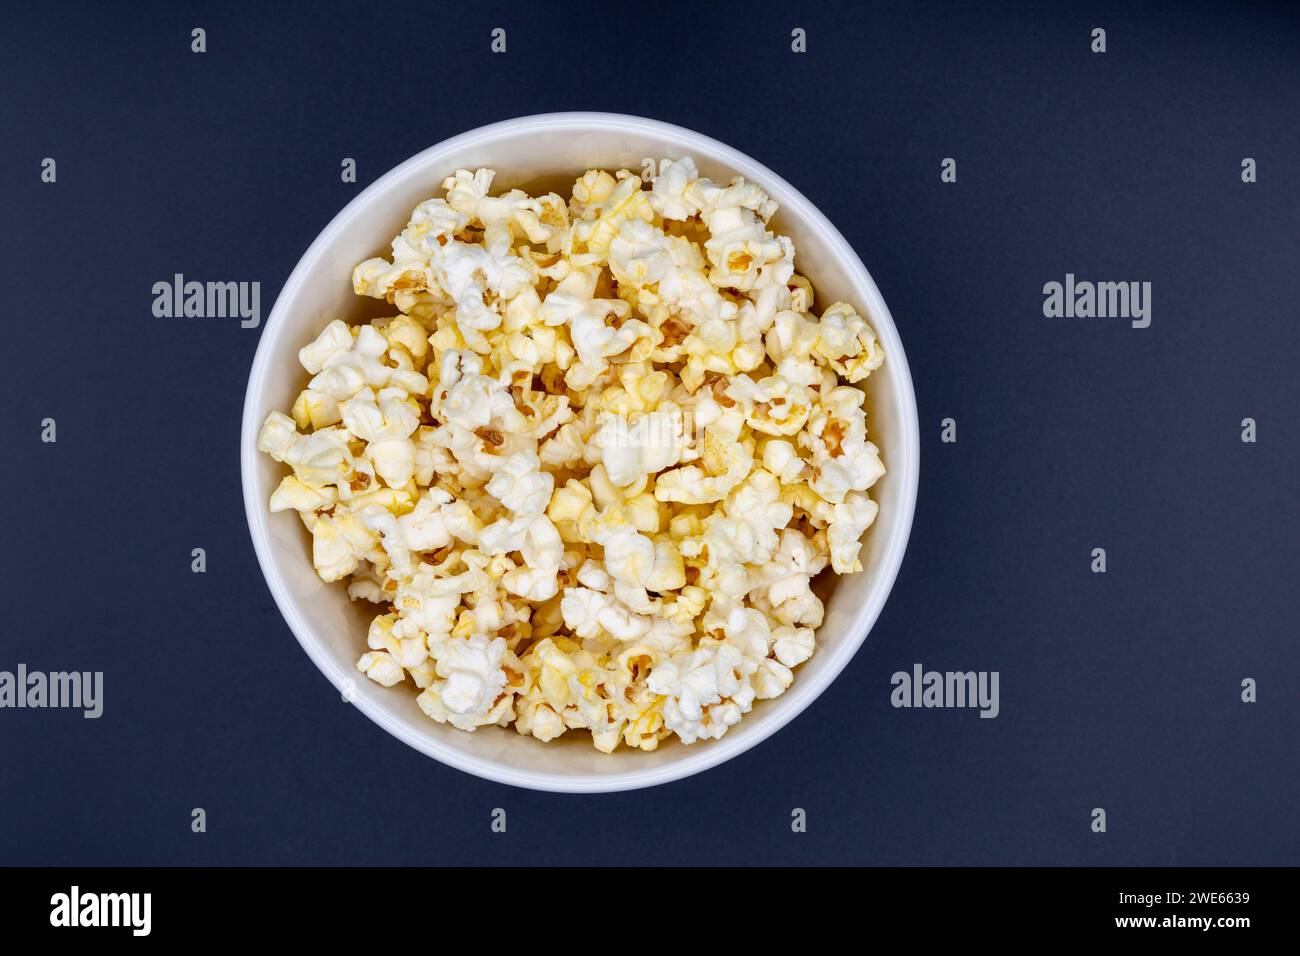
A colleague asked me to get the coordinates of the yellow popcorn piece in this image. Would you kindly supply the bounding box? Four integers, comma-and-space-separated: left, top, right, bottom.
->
269, 475, 336, 514
291, 388, 341, 430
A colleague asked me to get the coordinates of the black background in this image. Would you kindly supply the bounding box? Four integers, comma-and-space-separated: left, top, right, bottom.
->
1, 0, 1296, 865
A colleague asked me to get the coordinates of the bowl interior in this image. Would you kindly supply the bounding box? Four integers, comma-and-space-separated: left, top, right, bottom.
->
245, 116, 916, 790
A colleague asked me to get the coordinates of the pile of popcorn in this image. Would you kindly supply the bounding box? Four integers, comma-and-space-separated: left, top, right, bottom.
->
258, 157, 885, 751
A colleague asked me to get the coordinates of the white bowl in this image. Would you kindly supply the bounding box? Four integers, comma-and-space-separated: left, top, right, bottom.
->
241, 113, 919, 792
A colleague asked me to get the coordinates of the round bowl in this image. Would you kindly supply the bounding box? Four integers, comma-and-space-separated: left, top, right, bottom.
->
241, 112, 919, 792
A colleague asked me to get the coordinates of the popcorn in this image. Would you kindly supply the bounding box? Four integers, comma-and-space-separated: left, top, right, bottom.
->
436, 240, 531, 333
515, 691, 568, 742
485, 452, 553, 517
306, 511, 376, 582
416, 633, 513, 732
396, 488, 455, 550
357, 650, 405, 687
827, 492, 880, 573
339, 388, 419, 443
653, 433, 753, 504
592, 406, 686, 487
647, 641, 758, 744
772, 625, 816, 668
260, 157, 889, 752
800, 385, 886, 509
609, 218, 674, 287
269, 475, 336, 513
815, 302, 884, 383
647, 157, 701, 221
502, 516, 563, 600
601, 529, 656, 587
559, 586, 651, 643
298, 320, 353, 372
290, 388, 338, 431
366, 439, 415, 488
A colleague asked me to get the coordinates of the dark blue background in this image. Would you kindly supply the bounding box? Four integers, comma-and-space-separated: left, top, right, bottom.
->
2, 0, 1296, 865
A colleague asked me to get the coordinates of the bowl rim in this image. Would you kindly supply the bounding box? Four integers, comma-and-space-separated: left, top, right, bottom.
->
240, 111, 920, 793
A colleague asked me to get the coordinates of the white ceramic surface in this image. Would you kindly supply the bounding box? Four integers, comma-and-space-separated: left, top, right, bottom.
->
241, 112, 919, 792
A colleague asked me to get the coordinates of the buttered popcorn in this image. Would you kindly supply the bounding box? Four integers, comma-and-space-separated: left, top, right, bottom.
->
259, 157, 886, 752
